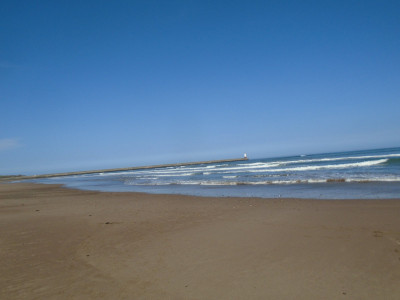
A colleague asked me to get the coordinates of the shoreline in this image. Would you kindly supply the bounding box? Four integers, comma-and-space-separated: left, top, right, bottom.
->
16, 180, 400, 200
15, 181, 400, 201
1, 182, 400, 299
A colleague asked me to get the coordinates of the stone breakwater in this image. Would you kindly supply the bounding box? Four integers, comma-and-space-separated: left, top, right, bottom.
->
2, 157, 248, 181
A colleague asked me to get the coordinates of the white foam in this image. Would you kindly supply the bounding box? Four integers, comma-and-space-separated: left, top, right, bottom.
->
203, 162, 281, 172
241, 179, 327, 185
95, 171, 137, 177
345, 177, 400, 183
131, 162, 281, 176
228, 159, 389, 173
149, 172, 196, 177
274, 153, 400, 166
124, 175, 400, 186
133, 165, 218, 174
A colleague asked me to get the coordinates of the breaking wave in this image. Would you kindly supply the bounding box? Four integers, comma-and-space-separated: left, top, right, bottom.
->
275, 153, 400, 166
124, 176, 400, 186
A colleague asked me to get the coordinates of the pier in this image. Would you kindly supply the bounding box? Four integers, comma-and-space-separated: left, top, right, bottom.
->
2, 157, 248, 181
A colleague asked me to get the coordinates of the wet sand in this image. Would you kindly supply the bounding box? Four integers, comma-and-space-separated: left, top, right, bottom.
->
1, 182, 400, 299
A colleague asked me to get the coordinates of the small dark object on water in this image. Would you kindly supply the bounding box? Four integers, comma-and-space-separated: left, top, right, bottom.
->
327, 178, 346, 183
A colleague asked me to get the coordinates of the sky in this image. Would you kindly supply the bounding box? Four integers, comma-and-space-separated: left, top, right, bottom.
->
1, 0, 400, 175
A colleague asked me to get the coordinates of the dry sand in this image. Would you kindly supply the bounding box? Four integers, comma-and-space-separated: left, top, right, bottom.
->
1, 182, 400, 299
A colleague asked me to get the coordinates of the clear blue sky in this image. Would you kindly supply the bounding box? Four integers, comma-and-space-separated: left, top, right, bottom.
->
1, 0, 399, 175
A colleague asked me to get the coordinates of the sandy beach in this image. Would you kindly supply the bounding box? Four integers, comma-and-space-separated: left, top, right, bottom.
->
1, 183, 400, 299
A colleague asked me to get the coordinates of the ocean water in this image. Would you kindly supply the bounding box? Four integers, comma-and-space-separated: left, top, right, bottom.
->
35, 147, 400, 199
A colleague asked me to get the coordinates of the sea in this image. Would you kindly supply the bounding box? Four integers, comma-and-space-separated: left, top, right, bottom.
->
34, 147, 400, 199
